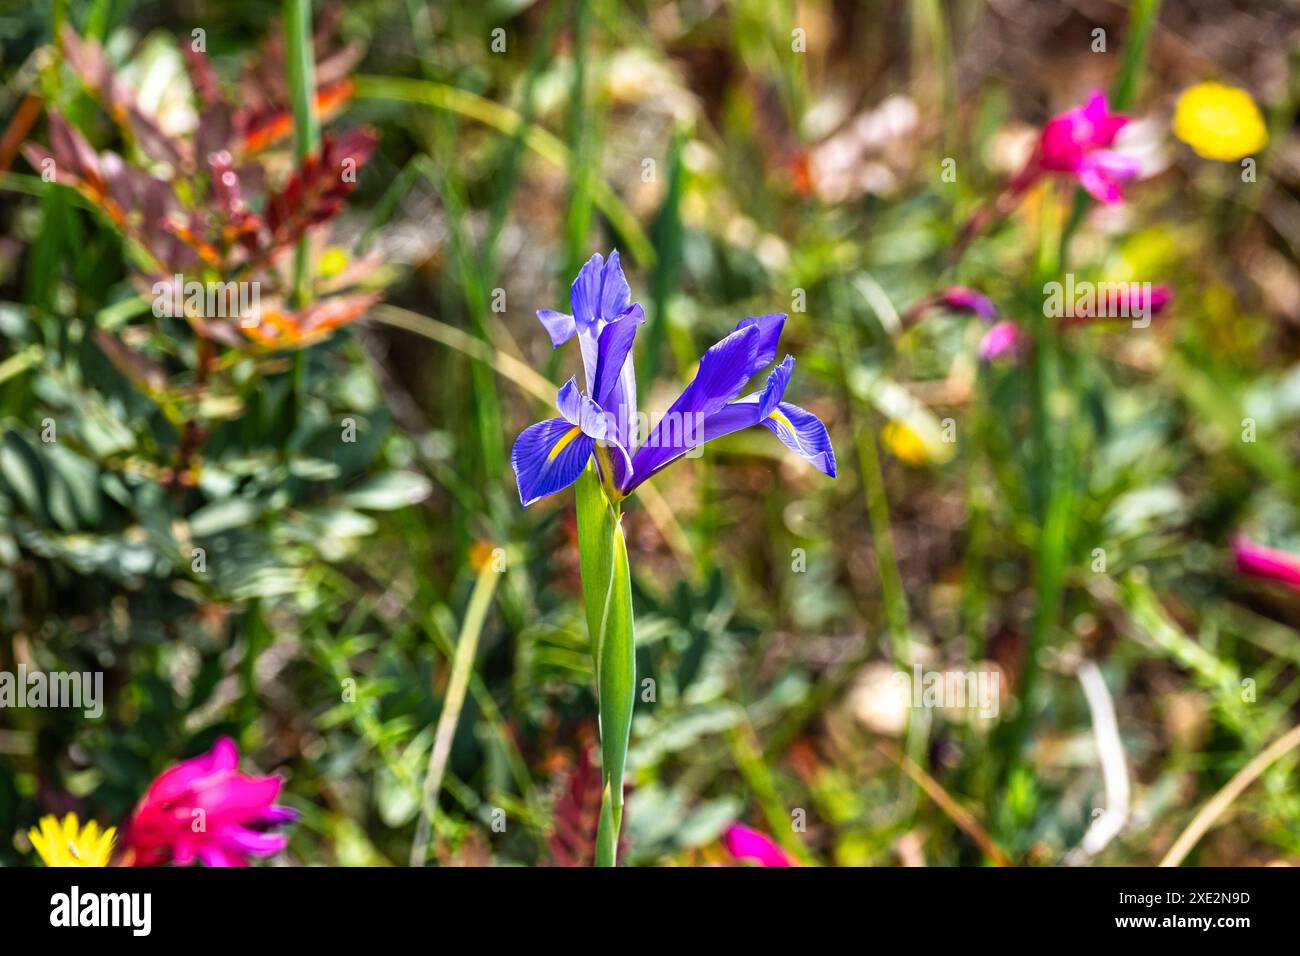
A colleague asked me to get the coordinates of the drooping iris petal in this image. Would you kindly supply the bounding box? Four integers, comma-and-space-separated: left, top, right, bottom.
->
763, 402, 837, 477
511, 417, 596, 507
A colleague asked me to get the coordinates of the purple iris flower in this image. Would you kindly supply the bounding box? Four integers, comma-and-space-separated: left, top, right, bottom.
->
512, 251, 836, 507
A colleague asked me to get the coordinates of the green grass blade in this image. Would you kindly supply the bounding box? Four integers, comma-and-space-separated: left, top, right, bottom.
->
351, 75, 655, 267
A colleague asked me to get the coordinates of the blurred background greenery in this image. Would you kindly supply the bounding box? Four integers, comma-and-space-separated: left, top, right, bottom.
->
2, 0, 1299, 866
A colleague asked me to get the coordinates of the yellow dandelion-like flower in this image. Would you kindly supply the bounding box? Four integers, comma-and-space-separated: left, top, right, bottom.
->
28, 813, 116, 867
881, 421, 931, 467
1173, 82, 1268, 162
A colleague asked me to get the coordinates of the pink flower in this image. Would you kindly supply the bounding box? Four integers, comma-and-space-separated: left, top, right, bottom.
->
121, 737, 298, 867
1233, 536, 1300, 593
1032, 91, 1140, 204
978, 320, 1024, 362
1068, 283, 1172, 323
724, 824, 795, 867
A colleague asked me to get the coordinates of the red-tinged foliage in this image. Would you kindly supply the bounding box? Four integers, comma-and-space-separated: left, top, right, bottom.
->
242, 291, 383, 349
544, 732, 633, 867
546, 742, 604, 866
25, 26, 382, 349
262, 128, 379, 256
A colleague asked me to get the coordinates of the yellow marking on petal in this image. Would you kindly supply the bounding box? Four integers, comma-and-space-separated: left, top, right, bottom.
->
547, 426, 583, 462
767, 408, 796, 433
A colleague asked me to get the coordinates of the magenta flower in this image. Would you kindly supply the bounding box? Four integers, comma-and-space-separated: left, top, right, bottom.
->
1067, 283, 1172, 323
724, 823, 795, 867
978, 320, 1024, 362
1031, 91, 1140, 204
939, 286, 999, 322
121, 737, 298, 867
1233, 536, 1300, 593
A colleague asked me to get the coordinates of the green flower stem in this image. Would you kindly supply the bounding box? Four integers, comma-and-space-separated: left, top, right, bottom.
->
576, 464, 635, 866
285, 0, 320, 311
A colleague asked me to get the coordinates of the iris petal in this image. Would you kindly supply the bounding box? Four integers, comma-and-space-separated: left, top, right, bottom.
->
628, 325, 762, 486
511, 417, 596, 506
732, 313, 786, 377
537, 309, 577, 347
759, 355, 795, 418
556, 376, 584, 424
762, 402, 837, 477
570, 251, 632, 330
594, 305, 643, 408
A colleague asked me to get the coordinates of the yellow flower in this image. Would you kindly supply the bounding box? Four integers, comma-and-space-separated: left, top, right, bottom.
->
318, 246, 350, 279
29, 813, 116, 867
1173, 82, 1268, 161
881, 421, 931, 466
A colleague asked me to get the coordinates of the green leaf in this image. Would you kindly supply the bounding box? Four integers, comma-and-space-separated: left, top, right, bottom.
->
0, 431, 47, 521
343, 471, 432, 510
188, 497, 263, 537
575, 464, 635, 866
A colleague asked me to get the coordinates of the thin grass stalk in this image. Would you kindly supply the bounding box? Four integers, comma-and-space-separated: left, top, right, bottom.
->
995, 182, 1068, 786
831, 281, 911, 663
728, 719, 815, 865
411, 561, 500, 866
564, 0, 595, 281
351, 75, 654, 266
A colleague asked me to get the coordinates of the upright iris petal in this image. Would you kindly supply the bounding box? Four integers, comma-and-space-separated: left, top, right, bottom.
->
534, 251, 643, 486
